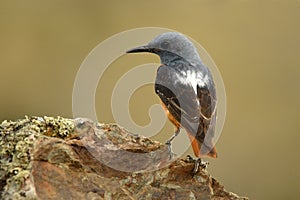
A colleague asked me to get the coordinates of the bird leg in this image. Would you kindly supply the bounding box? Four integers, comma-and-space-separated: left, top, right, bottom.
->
165, 128, 180, 145
186, 155, 209, 177
165, 128, 180, 160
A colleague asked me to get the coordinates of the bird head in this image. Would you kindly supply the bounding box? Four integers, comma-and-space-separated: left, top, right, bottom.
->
126, 32, 202, 66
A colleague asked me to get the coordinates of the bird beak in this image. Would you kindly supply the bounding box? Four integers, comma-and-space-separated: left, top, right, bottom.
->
126, 45, 152, 53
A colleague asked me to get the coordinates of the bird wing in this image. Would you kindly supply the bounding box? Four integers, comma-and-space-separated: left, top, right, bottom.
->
155, 65, 200, 130
196, 82, 217, 157
155, 64, 217, 157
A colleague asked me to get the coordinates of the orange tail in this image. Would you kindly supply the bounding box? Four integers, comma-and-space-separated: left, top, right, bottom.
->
187, 132, 217, 158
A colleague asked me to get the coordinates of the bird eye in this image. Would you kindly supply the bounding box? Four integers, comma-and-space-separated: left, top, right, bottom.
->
161, 41, 170, 49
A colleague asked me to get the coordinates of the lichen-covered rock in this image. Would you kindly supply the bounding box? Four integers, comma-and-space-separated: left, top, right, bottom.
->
0, 116, 248, 200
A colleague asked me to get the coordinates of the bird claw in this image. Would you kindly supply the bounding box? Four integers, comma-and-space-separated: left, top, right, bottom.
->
186, 155, 209, 177
164, 129, 180, 160
165, 141, 173, 160
186, 155, 195, 163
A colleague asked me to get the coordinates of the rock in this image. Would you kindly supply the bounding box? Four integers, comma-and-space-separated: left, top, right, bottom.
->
0, 116, 248, 200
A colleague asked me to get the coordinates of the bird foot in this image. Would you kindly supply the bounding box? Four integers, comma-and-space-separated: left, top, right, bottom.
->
186, 155, 209, 177
164, 129, 180, 160
165, 141, 173, 160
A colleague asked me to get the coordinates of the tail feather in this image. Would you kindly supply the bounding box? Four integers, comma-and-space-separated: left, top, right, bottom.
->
187, 131, 217, 158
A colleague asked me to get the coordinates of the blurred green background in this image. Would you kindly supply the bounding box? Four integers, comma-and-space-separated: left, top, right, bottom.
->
1, 0, 299, 199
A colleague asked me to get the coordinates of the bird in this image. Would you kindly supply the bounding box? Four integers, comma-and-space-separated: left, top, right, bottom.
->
126, 32, 217, 175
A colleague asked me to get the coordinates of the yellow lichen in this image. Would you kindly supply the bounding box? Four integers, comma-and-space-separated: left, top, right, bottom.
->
0, 116, 75, 198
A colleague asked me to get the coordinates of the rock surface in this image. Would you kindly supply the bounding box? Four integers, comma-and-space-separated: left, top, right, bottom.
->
0, 116, 248, 200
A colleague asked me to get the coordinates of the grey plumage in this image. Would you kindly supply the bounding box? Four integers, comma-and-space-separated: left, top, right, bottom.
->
127, 32, 217, 157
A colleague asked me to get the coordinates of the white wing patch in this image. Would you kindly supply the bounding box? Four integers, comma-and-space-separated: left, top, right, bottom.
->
174, 69, 208, 94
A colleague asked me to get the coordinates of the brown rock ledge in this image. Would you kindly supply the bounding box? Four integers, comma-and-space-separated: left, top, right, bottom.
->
0, 116, 248, 200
